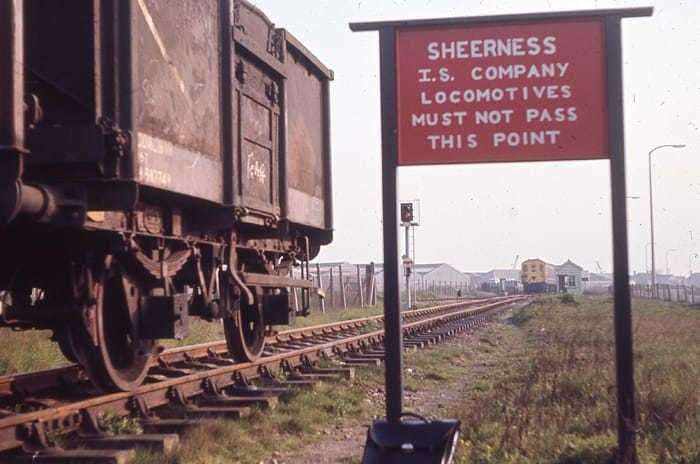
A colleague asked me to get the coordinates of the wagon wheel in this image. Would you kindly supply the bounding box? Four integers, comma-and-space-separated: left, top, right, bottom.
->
223, 284, 265, 362
54, 322, 84, 364
72, 260, 154, 391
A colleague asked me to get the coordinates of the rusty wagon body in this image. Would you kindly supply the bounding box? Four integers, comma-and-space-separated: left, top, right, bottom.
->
0, 0, 333, 391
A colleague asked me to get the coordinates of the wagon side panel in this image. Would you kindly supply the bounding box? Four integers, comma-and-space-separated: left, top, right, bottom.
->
133, 0, 224, 203
284, 37, 333, 234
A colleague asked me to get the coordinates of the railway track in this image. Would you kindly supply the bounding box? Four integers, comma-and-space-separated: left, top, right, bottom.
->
0, 296, 526, 463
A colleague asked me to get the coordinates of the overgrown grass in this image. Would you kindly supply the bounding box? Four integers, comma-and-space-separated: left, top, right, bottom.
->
0, 329, 67, 376
456, 296, 700, 463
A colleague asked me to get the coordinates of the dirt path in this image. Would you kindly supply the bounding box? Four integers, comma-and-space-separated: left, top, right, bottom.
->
277, 310, 515, 464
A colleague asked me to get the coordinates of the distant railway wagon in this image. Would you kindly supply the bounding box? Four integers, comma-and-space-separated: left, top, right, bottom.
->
521, 259, 557, 294
0, 0, 333, 391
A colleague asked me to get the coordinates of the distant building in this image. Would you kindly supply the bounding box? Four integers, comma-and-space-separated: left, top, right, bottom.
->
413, 263, 472, 288
585, 272, 613, 294
374, 262, 471, 291
630, 272, 652, 286
687, 273, 700, 287
555, 260, 584, 294
471, 269, 522, 294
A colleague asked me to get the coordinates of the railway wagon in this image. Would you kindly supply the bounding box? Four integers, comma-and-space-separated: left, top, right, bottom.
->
0, 0, 333, 391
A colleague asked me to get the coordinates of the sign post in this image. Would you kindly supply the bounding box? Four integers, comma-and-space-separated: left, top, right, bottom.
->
352, 7, 652, 463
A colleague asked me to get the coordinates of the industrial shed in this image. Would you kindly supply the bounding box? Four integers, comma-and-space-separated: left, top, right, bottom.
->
413, 263, 472, 288
556, 260, 584, 295
374, 263, 472, 292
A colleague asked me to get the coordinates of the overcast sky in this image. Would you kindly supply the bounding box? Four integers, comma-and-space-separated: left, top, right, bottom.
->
254, 0, 699, 276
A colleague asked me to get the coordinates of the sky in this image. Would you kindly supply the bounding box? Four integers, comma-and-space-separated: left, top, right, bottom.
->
253, 0, 699, 276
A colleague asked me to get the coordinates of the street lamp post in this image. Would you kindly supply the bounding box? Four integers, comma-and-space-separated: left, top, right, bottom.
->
648, 144, 685, 296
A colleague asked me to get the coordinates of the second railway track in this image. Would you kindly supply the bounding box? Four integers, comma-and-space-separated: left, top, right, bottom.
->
0, 295, 527, 462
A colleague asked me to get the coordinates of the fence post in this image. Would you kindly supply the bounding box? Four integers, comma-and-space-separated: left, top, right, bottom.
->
329, 266, 335, 308
358, 264, 364, 308
316, 263, 326, 313
365, 262, 377, 306
372, 274, 377, 306
339, 265, 347, 309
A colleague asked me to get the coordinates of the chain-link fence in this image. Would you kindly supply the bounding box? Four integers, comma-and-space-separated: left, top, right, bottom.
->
292, 263, 379, 312
631, 284, 700, 305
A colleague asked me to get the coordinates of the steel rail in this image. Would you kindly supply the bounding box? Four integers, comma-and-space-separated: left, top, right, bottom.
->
0, 297, 507, 399
0, 296, 525, 452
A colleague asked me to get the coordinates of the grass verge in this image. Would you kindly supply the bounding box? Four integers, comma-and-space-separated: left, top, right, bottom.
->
455, 296, 700, 464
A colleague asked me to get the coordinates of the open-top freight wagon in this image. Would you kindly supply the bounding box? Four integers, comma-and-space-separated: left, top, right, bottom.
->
0, 0, 333, 391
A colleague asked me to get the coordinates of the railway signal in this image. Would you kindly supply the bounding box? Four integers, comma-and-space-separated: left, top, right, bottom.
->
400, 202, 413, 225
401, 201, 419, 309
352, 7, 651, 463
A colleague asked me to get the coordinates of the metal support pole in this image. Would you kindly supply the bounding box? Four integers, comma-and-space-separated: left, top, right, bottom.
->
330, 266, 335, 308
606, 17, 637, 464
404, 225, 411, 309
0, 0, 25, 183
379, 27, 402, 424
648, 145, 685, 297
648, 151, 657, 298
412, 225, 417, 304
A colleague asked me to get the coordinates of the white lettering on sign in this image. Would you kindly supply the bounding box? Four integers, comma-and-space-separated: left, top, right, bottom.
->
475, 109, 515, 125
411, 111, 468, 127
492, 130, 561, 147
426, 36, 557, 60
471, 62, 569, 81
426, 134, 478, 150
525, 107, 578, 123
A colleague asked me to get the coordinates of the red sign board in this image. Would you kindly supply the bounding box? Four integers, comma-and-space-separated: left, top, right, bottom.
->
396, 20, 608, 165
